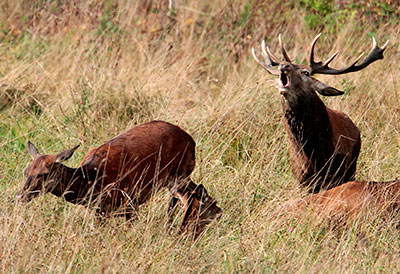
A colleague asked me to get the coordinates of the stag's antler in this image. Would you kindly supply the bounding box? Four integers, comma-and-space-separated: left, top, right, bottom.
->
252, 40, 280, 75
252, 34, 294, 75
279, 34, 291, 63
309, 33, 389, 75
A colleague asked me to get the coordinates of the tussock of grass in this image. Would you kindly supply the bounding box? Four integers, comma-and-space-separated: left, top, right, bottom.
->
1, 0, 400, 272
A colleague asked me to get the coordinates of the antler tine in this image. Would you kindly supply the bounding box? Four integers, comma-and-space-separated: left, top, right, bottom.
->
251, 42, 280, 76
322, 51, 339, 67
279, 34, 291, 62
372, 36, 377, 48
309, 33, 322, 66
261, 40, 280, 66
310, 36, 389, 75
349, 52, 365, 67
374, 37, 389, 50
266, 46, 282, 64
382, 39, 389, 50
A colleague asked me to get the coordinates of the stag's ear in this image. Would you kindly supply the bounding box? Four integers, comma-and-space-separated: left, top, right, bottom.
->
27, 141, 40, 159
312, 79, 344, 96
317, 86, 344, 96
55, 144, 80, 163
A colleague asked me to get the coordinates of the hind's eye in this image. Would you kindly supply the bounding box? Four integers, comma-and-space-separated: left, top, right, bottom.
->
301, 70, 310, 77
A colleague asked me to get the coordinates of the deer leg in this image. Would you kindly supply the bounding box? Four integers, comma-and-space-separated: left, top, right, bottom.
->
124, 205, 138, 221
179, 197, 195, 234
167, 196, 179, 225
166, 176, 195, 230
93, 208, 109, 227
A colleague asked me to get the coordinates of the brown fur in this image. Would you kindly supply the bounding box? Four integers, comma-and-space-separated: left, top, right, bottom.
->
296, 180, 400, 225
283, 91, 361, 193
78, 120, 196, 210
18, 120, 221, 234
251, 35, 385, 193
169, 181, 222, 238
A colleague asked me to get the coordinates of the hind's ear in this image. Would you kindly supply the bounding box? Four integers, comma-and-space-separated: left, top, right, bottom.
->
196, 184, 208, 196
55, 144, 80, 163
27, 141, 40, 159
197, 184, 205, 191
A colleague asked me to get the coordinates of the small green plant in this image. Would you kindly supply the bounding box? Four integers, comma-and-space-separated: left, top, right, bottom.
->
300, 0, 335, 31
96, 0, 121, 37
340, 79, 355, 98
299, 0, 399, 32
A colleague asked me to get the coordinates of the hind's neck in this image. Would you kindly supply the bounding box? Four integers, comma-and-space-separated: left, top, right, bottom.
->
49, 165, 99, 205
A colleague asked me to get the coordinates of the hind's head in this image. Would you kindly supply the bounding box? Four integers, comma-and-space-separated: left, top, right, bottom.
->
16, 141, 79, 203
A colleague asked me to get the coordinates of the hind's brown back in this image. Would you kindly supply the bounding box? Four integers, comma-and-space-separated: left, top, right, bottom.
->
80, 120, 196, 207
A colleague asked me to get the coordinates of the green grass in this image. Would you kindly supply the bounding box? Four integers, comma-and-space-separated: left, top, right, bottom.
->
1, 0, 400, 272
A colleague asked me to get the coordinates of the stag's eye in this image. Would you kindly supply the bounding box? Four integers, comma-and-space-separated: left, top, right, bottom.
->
301, 70, 310, 77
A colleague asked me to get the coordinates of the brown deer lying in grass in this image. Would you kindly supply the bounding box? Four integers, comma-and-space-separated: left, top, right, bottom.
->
252, 34, 388, 193
17, 120, 222, 235
295, 180, 400, 226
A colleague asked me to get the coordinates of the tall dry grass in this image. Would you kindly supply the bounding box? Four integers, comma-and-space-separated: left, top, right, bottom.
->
0, 0, 400, 272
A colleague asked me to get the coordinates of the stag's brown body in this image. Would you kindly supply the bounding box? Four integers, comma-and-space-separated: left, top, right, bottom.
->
282, 90, 361, 192
253, 34, 388, 192
298, 180, 400, 224
17, 120, 222, 232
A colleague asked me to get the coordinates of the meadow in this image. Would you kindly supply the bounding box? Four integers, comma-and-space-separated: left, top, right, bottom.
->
0, 0, 399, 272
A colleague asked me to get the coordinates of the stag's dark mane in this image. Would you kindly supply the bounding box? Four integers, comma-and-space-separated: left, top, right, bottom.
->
282, 93, 358, 192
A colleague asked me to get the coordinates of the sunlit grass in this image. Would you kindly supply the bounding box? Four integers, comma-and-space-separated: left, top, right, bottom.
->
0, 0, 399, 272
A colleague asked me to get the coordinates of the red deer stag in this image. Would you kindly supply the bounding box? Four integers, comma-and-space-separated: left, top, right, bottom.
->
17, 120, 222, 234
252, 34, 388, 193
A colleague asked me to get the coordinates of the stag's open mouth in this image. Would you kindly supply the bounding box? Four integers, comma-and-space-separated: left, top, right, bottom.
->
280, 71, 290, 88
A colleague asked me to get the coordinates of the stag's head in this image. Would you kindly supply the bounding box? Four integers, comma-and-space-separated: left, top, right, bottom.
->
17, 141, 80, 203
252, 34, 389, 105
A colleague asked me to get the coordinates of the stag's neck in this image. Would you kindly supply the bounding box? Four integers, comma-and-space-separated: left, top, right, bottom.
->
281, 95, 332, 153
50, 165, 98, 205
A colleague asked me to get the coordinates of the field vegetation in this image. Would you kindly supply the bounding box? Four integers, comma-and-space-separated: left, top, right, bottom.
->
0, 0, 399, 272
